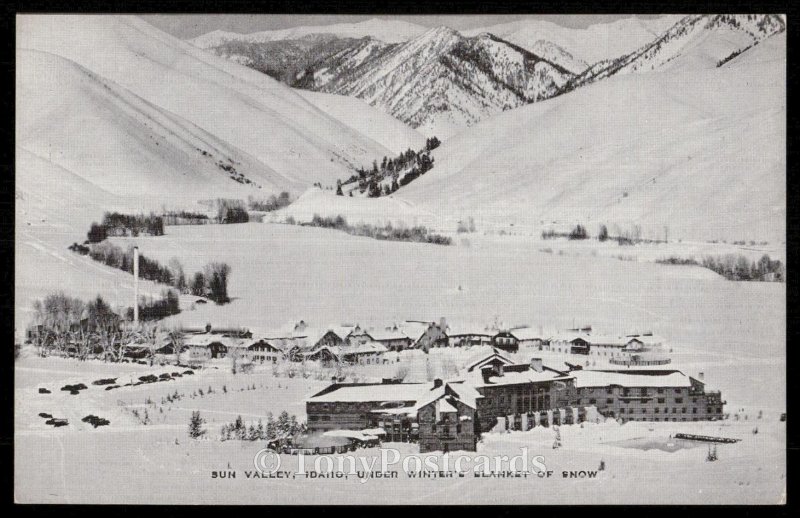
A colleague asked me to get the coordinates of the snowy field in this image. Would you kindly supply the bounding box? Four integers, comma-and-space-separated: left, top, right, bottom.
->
15, 354, 785, 504
15, 221, 785, 504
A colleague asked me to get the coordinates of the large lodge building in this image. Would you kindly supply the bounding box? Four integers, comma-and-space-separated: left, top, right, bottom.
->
306, 350, 725, 452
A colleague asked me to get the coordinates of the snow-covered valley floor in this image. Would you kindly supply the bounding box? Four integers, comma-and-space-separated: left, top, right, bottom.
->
15, 221, 785, 504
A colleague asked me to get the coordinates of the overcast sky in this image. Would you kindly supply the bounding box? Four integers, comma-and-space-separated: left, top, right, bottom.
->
141, 14, 665, 39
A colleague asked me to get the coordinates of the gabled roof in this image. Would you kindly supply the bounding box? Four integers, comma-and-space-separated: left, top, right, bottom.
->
328, 325, 358, 341
508, 327, 545, 341
548, 331, 591, 343
465, 349, 515, 372
446, 323, 493, 337
397, 321, 439, 342
446, 381, 483, 408
368, 328, 412, 341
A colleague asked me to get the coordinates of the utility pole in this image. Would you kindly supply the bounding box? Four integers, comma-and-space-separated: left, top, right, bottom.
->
133, 246, 139, 324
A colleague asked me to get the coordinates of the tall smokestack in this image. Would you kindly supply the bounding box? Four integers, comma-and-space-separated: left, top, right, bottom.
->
133, 246, 139, 324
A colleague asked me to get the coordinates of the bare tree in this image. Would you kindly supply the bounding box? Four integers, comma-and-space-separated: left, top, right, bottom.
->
137, 321, 162, 366
167, 325, 185, 365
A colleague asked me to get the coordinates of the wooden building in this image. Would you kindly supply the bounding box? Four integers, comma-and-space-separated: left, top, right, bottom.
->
571, 370, 725, 422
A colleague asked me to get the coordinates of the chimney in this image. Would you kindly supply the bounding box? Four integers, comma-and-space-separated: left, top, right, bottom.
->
205, 323, 212, 333
698, 372, 704, 381
531, 358, 544, 373
481, 366, 493, 384
133, 246, 139, 324
433, 378, 443, 389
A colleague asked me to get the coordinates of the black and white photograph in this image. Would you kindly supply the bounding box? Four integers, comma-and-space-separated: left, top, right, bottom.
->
12, 10, 787, 505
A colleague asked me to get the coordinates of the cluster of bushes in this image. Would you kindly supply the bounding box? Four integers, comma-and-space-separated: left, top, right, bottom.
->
26, 293, 184, 361
656, 253, 785, 282
302, 214, 452, 246
72, 240, 232, 304
87, 212, 165, 243
457, 217, 477, 233
569, 224, 589, 240
162, 211, 210, 226
215, 199, 249, 224
248, 192, 292, 212
125, 290, 181, 321
219, 411, 304, 441
542, 223, 663, 245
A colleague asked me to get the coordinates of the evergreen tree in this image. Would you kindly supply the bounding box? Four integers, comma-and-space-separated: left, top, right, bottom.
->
266, 412, 277, 440
188, 411, 206, 439
598, 224, 609, 242
256, 418, 265, 440
336, 180, 343, 196
277, 410, 291, 437
234, 415, 245, 440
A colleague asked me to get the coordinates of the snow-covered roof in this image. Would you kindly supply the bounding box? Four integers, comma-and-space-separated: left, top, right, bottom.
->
548, 331, 642, 347
446, 382, 483, 409
307, 383, 431, 403
446, 323, 493, 337
361, 427, 387, 436
184, 334, 234, 347
465, 365, 572, 388
625, 334, 666, 347
328, 325, 358, 340
465, 349, 515, 372
572, 370, 691, 389
509, 327, 545, 341
368, 328, 411, 341
397, 321, 434, 341
323, 430, 378, 441
548, 331, 591, 343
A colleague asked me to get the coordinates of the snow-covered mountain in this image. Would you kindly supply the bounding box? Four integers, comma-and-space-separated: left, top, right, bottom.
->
189, 18, 428, 47
16, 15, 424, 197
270, 27, 577, 138
464, 15, 684, 65
565, 14, 786, 91
395, 32, 786, 243
15, 15, 428, 330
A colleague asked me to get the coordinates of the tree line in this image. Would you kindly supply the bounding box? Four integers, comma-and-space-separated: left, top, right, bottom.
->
657, 253, 785, 282
25, 293, 184, 362
69, 240, 232, 304
218, 411, 305, 441
247, 192, 292, 212
87, 212, 165, 243
301, 214, 452, 245
338, 137, 441, 197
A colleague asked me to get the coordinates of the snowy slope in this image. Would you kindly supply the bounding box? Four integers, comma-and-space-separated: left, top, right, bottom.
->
279, 187, 436, 227
17, 49, 296, 201
465, 15, 684, 65
16, 15, 400, 187
566, 15, 786, 90
295, 90, 426, 154
189, 18, 428, 47
395, 33, 786, 242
